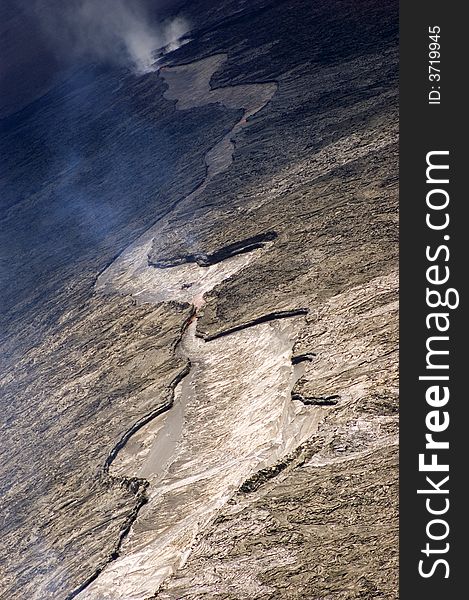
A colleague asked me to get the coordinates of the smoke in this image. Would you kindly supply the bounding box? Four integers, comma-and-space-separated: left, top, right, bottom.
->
31, 0, 190, 74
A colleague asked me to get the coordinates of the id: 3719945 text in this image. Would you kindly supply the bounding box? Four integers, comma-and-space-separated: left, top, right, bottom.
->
428, 25, 441, 105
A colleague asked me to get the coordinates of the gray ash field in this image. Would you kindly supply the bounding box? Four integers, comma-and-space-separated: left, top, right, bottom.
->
0, 1, 398, 598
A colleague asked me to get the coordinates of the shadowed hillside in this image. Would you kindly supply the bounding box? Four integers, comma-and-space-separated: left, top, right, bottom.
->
0, 1, 398, 598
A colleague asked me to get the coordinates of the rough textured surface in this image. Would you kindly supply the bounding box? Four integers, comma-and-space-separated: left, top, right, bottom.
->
157, 272, 399, 600
1, 0, 398, 598
158, 447, 398, 600
0, 296, 193, 598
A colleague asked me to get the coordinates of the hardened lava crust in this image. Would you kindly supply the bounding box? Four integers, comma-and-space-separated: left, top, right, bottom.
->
0, 1, 398, 598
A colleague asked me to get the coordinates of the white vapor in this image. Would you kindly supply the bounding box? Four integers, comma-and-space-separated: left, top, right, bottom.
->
34, 0, 190, 74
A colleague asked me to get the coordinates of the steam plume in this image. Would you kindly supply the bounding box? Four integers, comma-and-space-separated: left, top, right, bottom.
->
32, 0, 190, 74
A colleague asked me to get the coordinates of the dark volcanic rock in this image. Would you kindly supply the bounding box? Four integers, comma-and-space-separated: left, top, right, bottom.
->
1, 0, 398, 598
0, 296, 193, 597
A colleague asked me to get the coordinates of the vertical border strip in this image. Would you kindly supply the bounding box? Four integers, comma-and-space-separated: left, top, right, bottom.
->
400, 2, 466, 597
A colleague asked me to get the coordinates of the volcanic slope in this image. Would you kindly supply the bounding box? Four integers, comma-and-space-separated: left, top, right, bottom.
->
0, 0, 398, 598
